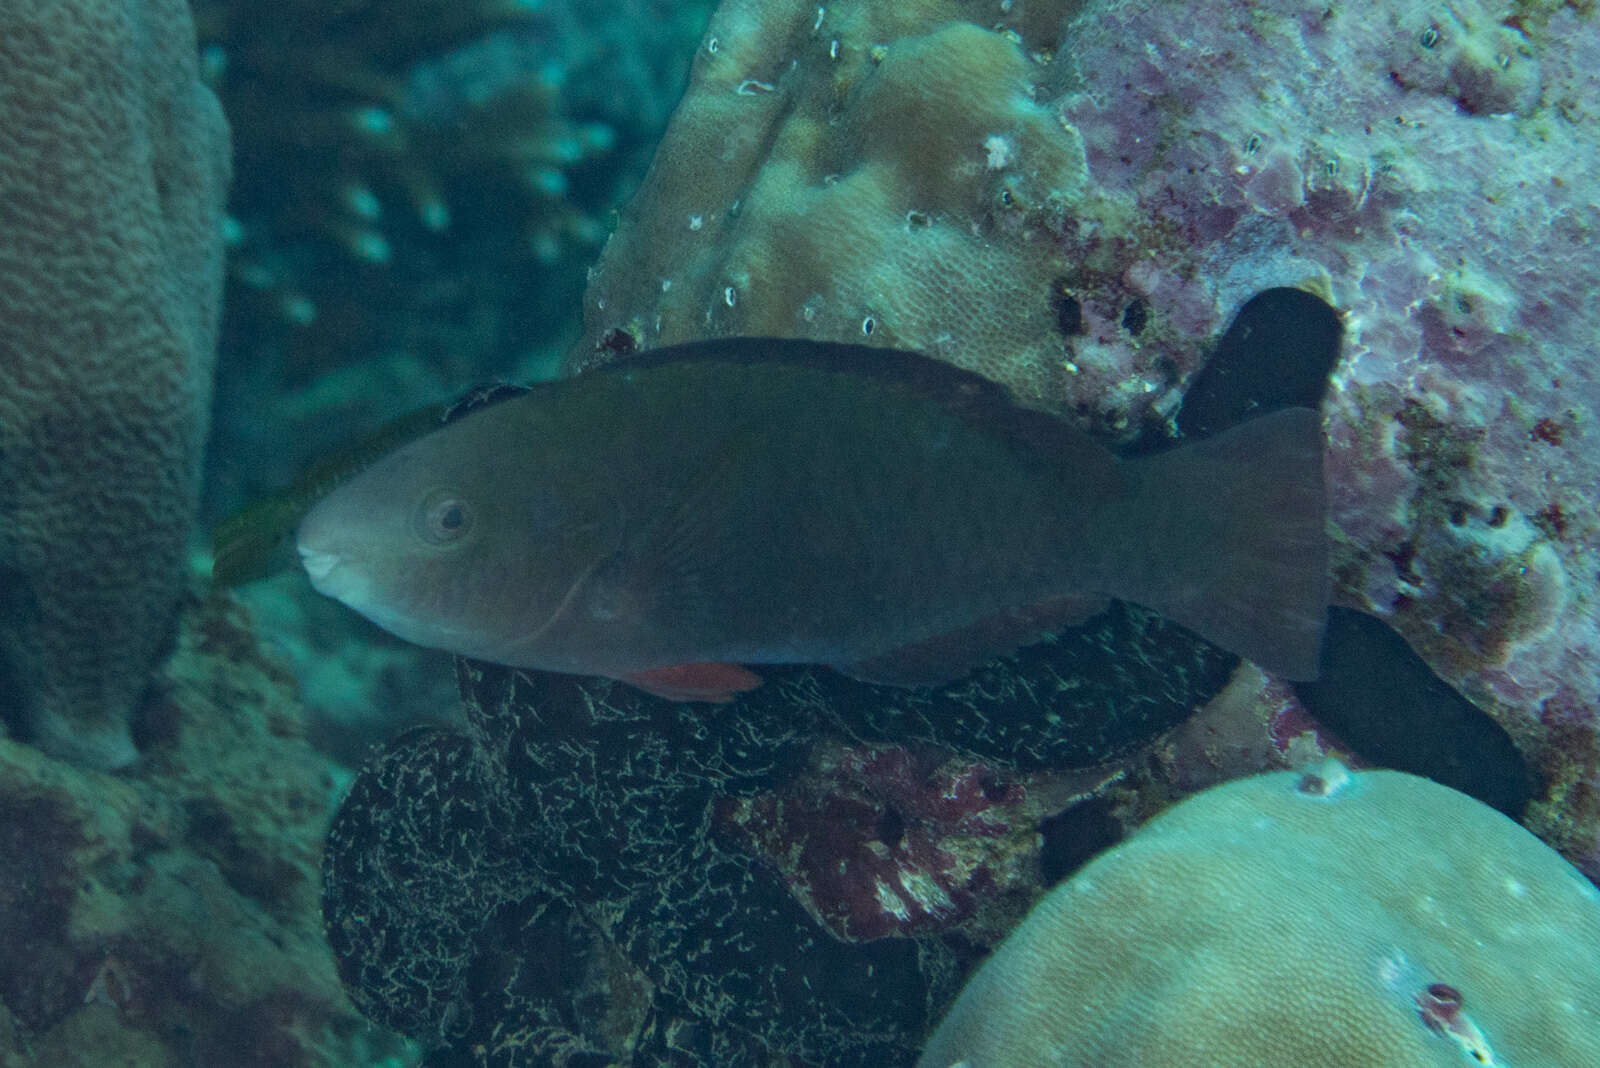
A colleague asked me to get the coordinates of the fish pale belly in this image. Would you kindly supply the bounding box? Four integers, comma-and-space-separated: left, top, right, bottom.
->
537, 598, 1110, 704
546, 585, 1113, 702
822, 593, 1113, 687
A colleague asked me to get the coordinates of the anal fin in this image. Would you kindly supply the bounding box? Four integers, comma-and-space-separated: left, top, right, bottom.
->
621, 662, 764, 703
836, 594, 1109, 688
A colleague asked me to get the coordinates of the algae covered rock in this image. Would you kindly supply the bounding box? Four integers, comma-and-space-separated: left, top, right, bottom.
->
919, 762, 1600, 1067
0, 586, 389, 1067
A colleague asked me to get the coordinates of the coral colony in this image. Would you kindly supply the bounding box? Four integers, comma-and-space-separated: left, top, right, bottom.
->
918, 763, 1600, 1066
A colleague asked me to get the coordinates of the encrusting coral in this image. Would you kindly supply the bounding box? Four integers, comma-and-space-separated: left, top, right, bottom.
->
919, 761, 1600, 1067
0, 0, 230, 768
573, 2, 1109, 420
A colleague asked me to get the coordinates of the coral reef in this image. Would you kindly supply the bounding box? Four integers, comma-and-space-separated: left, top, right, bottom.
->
571, 0, 1600, 875
0, 0, 230, 768
0, 585, 399, 1067
196, 0, 717, 523
573, 2, 1110, 419
1152, 662, 1359, 797
321, 611, 1238, 1065
919, 762, 1600, 1066
326, 665, 942, 1066
1294, 606, 1534, 816
232, 571, 462, 768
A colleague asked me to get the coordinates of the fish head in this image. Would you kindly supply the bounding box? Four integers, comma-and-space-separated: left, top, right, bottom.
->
295, 408, 620, 662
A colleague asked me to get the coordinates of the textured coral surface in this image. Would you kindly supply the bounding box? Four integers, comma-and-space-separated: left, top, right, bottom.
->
94, 0, 1591, 1063
920, 763, 1600, 1067
0, 0, 230, 767
716, 742, 1108, 944
574, 0, 1600, 874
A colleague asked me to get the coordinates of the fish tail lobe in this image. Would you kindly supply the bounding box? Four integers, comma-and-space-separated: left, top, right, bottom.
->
1117, 407, 1329, 680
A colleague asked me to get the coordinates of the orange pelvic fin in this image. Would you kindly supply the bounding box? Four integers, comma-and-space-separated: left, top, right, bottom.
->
621, 662, 764, 703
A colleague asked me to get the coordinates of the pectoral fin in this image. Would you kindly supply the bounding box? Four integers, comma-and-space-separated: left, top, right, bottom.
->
621, 662, 764, 703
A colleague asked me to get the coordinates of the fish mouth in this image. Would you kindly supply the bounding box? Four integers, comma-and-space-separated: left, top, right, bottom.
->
297, 545, 341, 585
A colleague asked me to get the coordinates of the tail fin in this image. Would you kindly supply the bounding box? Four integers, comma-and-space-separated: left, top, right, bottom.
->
1117, 407, 1329, 680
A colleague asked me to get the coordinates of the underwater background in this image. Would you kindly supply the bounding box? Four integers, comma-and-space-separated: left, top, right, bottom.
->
1, 0, 1598, 1065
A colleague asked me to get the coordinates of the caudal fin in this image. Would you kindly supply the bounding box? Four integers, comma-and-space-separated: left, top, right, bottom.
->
1118, 407, 1329, 680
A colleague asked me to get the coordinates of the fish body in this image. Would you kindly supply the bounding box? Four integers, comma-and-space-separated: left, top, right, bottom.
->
296, 339, 1328, 699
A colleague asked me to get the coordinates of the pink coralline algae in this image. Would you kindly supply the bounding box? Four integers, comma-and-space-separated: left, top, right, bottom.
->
717, 741, 1109, 943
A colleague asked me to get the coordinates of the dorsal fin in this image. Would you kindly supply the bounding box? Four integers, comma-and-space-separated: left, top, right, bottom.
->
596, 338, 1118, 476
441, 381, 532, 423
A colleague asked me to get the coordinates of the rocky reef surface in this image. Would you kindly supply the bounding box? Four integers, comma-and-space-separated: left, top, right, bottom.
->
0, 586, 397, 1067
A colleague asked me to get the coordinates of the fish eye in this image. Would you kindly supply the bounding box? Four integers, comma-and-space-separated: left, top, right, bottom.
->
415, 491, 473, 545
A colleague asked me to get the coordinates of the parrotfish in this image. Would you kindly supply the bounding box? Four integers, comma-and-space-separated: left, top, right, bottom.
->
296, 338, 1329, 701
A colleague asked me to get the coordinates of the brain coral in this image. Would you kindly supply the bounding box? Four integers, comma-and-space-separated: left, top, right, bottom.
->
0, 0, 230, 766
571, 0, 1600, 875
919, 762, 1600, 1067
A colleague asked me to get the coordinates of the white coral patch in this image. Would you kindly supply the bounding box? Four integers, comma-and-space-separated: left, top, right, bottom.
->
983, 134, 1011, 169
